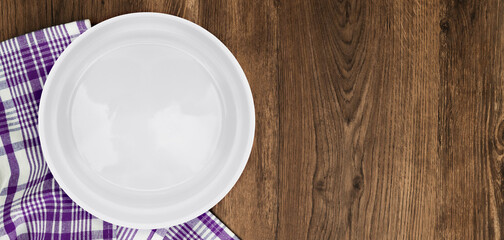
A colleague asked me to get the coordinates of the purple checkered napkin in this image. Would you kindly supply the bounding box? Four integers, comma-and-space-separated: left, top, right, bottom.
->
0, 20, 239, 240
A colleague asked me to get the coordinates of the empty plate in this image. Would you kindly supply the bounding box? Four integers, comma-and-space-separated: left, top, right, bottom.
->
39, 13, 255, 229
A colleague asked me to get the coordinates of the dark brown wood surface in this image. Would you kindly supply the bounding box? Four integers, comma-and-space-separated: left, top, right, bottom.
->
2, 0, 503, 239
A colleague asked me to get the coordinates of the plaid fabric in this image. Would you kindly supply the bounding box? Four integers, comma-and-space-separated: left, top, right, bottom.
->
0, 20, 239, 240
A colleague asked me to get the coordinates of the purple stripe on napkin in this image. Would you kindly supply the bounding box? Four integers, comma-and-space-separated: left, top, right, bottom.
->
0, 20, 239, 240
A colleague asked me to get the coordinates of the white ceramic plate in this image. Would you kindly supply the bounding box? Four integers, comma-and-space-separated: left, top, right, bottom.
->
39, 13, 254, 229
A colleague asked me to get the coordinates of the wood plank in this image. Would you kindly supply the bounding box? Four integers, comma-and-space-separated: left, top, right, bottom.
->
0, 0, 52, 41
197, 1, 279, 239
438, 0, 504, 238
275, 0, 441, 238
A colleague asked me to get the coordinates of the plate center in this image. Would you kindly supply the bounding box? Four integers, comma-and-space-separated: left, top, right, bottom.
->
70, 44, 222, 191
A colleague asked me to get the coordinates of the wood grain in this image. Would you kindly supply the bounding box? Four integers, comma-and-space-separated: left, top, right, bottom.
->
1, 0, 503, 239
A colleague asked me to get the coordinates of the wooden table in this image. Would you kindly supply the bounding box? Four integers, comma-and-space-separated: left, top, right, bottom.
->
2, 0, 503, 239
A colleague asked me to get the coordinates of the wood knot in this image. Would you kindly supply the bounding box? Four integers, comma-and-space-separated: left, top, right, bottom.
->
352, 176, 363, 190
314, 180, 326, 192
345, 1, 351, 23
495, 119, 504, 147
470, 11, 476, 21
273, 0, 280, 8
440, 19, 450, 33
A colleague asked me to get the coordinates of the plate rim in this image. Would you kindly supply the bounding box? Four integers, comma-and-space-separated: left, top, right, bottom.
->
38, 12, 255, 229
